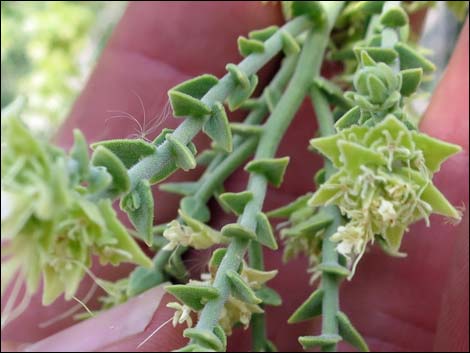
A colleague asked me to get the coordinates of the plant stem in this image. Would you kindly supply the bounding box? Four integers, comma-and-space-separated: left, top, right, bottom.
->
124, 17, 310, 190
310, 86, 343, 352
192, 2, 344, 347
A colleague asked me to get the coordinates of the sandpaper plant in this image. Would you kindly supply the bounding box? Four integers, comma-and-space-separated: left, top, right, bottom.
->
1, 1, 466, 351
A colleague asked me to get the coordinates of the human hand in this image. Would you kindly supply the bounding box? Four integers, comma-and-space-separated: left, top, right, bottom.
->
2, 2, 468, 352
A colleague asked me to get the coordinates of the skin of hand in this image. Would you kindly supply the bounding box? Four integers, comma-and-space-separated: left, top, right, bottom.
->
1, 2, 468, 352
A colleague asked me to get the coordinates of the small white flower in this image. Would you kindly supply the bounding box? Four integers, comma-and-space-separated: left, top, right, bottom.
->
162, 220, 192, 251
331, 224, 364, 258
377, 198, 397, 224
166, 302, 193, 328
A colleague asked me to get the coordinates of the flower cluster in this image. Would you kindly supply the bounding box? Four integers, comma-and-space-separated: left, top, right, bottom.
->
1, 113, 151, 306
167, 262, 277, 335
310, 114, 461, 269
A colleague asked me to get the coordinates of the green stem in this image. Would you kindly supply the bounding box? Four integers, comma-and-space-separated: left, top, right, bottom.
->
124, 17, 310, 190
310, 86, 343, 352
192, 2, 344, 348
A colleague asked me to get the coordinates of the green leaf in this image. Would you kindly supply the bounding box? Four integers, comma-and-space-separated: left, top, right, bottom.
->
255, 286, 282, 306
264, 340, 278, 352
412, 132, 461, 173
264, 86, 281, 113
219, 191, 253, 215
309, 134, 342, 166
282, 211, 334, 237
318, 262, 350, 277
313, 77, 351, 109
359, 50, 377, 67
280, 29, 300, 56
221, 223, 257, 241
213, 325, 227, 351
230, 123, 264, 137
308, 171, 345, 207
367, 75, 388, 104
335, 105, 361, 130
238, 36, 265, 57
196, 149, 217, 166
226, 63, 250, 90
159, 181, 200, 196
184, 328, 224, 351
380, 6, 408, 27
227, 73, 259, 111
354, 47, 398, 64
249, 25, 279, 41
266, 193, 312, 218
153, 127, 174, 146
314, 168, 326, 187
245, 157, 290, 187
165, 284, 220, 310
168, 90, 212, 117
291, 1, 326, 25
299, 334, 342, 349
171, 74, 219, 99
127, 266, 166, 297
288, 288, 323, 323
203, 102, 233, 152
395, 42, 436, 73
91, 139, 156, 169
256, 212, 279, 250
180, 196, 211, 223
337, 140, 387, 174
100, 200, 153, 268
400, 168, 461, 219
91, 146, 130, 196
166, 134, 197, 171
400, 68, 423, 96
120, 179, 154, 246
226, 270, 262, 304
383, 224, 407, 252
209, 248, 227, 274
87, 166, 112, 193
337, 311, 370, 352
149, 162, 178, 185
70, 129, 89, 179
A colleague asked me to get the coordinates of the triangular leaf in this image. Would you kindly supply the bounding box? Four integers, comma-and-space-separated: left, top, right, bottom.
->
249, 25, 279, 41
337, 311, 370, 352
266, 193, 312, 218
221, 223, 257, 240
70, 129, 90, 179
280, 29, 300, 56
245, 156, 290, 187
313, 77, 352, 109
168, 90, 212, 118
213, 325, 227, 351
226, 63, 250, 89
120, 179, 154, 246
383, 224, 407, 252
227, 74, 259, 111
318, 262, 350, 277
354, 47, 398, 64
412, 132, 461, 173
226, 270, 262, 304
291, 1, 326, 25
165, 284, 220, 311
282, 211, 334, 237
238, 36, 265, 57
219, 191, 253, 215
166, 134, 196, 171
91, 146, 130, 196
380, 6, 408, 27
180, 196, 211, 223
171, 74, 219, 99
367, 75, 388, 104
184, 328, 224, 351
338, 141, 387, 174
400, 68, 423, 96
309, 134, 342, 166
255, 212, 278, 250
335, 105, 361, 130
203, 102, 233, 152
288, 288, 323, 323
395, 42, 436, 72
91, 139, 156, 169
255, 286, 282, 306
127, 266, 166, 297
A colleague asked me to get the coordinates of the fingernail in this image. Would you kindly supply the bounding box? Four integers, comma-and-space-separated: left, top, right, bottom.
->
23, 284, 167, 352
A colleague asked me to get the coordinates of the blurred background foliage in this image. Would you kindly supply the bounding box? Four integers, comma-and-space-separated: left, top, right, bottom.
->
0, 2, 467, 135
1, 1, 126, 134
